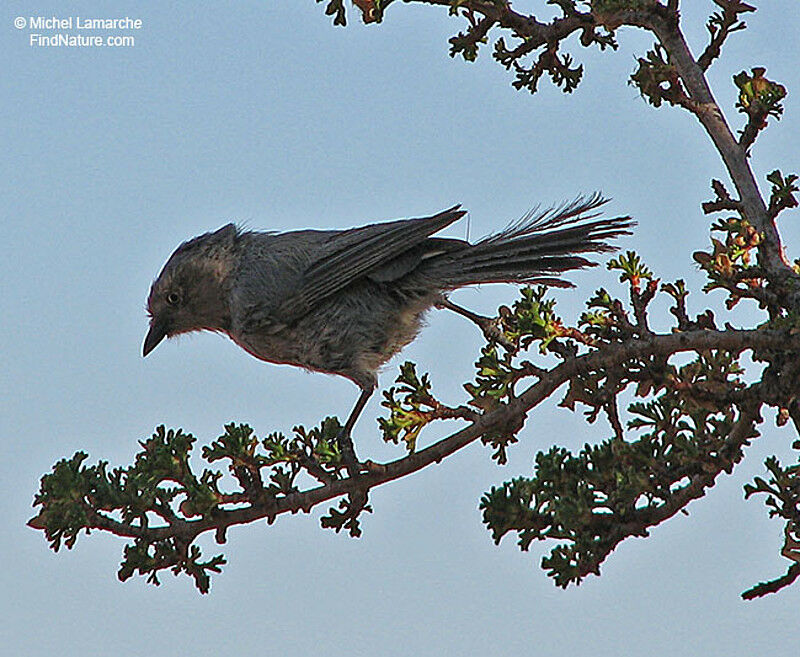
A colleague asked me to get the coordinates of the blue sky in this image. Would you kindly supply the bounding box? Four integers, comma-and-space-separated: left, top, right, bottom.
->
2, 1, 799, 655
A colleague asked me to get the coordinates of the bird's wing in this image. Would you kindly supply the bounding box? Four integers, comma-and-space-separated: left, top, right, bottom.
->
276, 205, 466, 322
365, 237, 468, 283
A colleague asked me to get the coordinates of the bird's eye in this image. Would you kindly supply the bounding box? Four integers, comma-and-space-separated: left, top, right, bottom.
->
166, 292, 180, 306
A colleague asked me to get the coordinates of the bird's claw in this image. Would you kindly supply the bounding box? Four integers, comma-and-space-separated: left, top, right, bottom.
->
335, 428, 361, 476
478, 317, 516, 352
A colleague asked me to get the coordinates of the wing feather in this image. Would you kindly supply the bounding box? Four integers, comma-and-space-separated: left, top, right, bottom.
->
276, 205, 465, 321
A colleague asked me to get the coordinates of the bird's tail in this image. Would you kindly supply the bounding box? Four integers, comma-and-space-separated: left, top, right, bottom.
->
423, 194, 634, 289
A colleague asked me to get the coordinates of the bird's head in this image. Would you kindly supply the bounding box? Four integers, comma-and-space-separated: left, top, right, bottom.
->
143, 223, 239, 357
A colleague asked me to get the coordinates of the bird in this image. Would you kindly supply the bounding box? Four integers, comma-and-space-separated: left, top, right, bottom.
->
143, 194, 632, 459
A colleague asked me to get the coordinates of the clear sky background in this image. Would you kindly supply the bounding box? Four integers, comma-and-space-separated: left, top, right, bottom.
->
2, 2, 800, 655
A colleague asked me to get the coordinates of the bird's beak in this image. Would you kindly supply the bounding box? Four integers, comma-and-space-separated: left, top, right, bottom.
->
143, 319, 168, 357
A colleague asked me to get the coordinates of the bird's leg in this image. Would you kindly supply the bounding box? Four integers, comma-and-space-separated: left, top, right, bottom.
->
437, 299, 514, 350
336, 385, 374, 477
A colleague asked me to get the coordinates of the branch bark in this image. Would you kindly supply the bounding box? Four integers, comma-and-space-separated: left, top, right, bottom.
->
647, 15, 791, 280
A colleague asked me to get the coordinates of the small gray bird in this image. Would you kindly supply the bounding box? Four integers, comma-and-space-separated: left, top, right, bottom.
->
143, 195, 632, 444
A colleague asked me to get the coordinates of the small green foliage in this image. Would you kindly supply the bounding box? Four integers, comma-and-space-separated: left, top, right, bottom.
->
320, 494, 373, 537
493, 38, 584, 94
582, 26, 618, 51
743, 453, 800, 509
379, 362, 438, 452
118, 539, 225, 595
585, 288, 618, 311
295, 418, 344, 465
463, 288, 577, 461
706, 4, 750, 37
693, 217, 765, 308
606, 251, 653, 289
734, 67, 787, 123
463, 346, 526, 463
480, 476, 546, 550
559, 370, 609, 423
661, 279, 688, 306
492, 37, 518, 70
767, 170, 799, 217
463, 286, 601, 463
317, 0, 347, 26
482, 381, 753, 587
629, 351, 743, 424
464, 346, 518, 409
204, 423, 264, 466
30, 452, 105, 550
498, 286, 566, 353
481, 427, 524, 466
260, 432, 298, 464
481, 336, 752, 589
734, 67, 787, 147
206, 420, 342, 470
630, 44, 683, 108
317, 0, 633, 96
520, 47, 583, 94
580, 288, 628, 341
449, 33, 484, 62
30, 426, 232, 593
31, 421, 349, 593
267, 466, 298, 496
449, 19, 489, 63
742, 446, 800, 599
701, 0, 754, 70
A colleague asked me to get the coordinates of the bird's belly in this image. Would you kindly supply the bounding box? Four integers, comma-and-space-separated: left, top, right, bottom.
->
227, 330, 334, 374
231, 283, 438, 387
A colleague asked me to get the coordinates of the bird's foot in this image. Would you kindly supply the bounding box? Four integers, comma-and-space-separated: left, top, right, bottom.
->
335, 428, 362, 477
476, 316, 516, 352
439, 300, 515, 351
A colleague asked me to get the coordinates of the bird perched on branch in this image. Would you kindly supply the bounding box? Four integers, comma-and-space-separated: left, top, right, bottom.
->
143, 195, 632, 460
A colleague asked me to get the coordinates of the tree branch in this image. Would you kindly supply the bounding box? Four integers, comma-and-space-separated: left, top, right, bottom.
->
697, 1, 754, 71
645, 16, 791, 281
60, 327, 800, 548
398, 1, 795, 288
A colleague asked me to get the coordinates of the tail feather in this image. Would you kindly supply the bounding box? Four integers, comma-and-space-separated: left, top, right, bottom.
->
477, 193, 610, 244
424, 194, 634, 288
457, 218, 625, 263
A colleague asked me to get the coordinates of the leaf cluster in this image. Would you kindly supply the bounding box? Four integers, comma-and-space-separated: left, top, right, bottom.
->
379, 361, 438, 452
30, 421, 355, 592
630, 44, 688, 109
482, 344, 753, 587
742, 444, 800, 599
